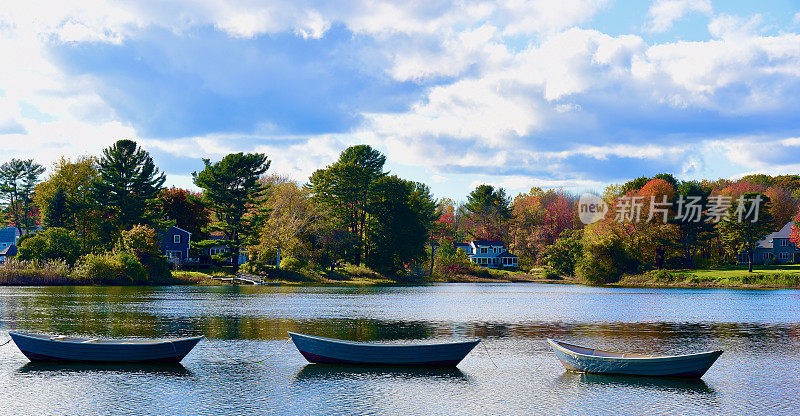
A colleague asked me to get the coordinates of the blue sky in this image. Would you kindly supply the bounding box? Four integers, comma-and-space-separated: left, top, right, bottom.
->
0, 0, 799, 200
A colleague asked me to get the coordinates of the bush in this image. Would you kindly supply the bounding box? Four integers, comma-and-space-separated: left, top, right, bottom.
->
280, 257, 302, 270
115, 225, 170, 280
576, 234, 637, 284
542, 229, 582, 276
434, 241, 474, 276
17, 227, 82, 265
542, 267, 560, 280
72, 252, 148, 284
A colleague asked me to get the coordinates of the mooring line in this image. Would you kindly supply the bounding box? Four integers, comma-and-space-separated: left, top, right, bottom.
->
254, 337, 292, 364
0, 338, 11, 347
482, 340, 498, 369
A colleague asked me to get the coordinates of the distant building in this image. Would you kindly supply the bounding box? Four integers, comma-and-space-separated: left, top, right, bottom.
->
0, 244, 17, 264
455, 240, 518, 269
160, 226, 191, 265
737, 222, 800, 265
207, 235, 249, 265
0, 226, 21, 248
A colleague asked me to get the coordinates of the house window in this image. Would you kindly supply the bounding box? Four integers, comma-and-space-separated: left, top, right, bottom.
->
780, 252, 789, 260
174, 235, 181, 244
780, 239, 789, 247
480, 247, 487, 254
763, 253, 773, 260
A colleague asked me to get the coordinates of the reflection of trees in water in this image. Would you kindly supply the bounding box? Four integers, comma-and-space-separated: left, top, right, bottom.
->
5, 286, 800, 354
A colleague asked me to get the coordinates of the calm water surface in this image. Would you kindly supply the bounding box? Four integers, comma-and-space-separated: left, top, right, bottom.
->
1, 284, 799, 415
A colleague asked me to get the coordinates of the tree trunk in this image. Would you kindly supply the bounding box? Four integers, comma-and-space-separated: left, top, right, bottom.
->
748, 248, 753, 273
276, 246, 281, 269
684, 245, 693, 269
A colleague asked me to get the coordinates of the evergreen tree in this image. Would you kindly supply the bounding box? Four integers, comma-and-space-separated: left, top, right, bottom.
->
193, 152, 270, 272
365, 176, 437, 277
669, 181, 715, 268
94, 140, 166, 231
464, 184, 511, 241
0, 158, 45, 235
718, 192, 774, 273
307, 144, 386, 264
44, 188, 69, 229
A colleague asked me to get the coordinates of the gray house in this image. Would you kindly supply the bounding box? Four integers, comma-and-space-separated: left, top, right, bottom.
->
738, 222, 800, 265
0, 226, 21, 263
455, 240, 518, 269
160, 226, 191, 265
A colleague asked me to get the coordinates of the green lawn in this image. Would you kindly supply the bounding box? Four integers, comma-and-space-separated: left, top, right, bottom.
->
617, 264, 800, 288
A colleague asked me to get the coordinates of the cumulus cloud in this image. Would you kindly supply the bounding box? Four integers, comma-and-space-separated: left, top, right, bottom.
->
1, 0, 799, 196
647, 0, 712, 33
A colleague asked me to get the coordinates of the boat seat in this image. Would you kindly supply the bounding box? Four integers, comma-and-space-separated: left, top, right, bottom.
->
82, 339, 99, 343
50, 335, 68, 341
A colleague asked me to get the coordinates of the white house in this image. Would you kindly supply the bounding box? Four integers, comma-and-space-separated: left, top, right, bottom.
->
455, 240, 518, 269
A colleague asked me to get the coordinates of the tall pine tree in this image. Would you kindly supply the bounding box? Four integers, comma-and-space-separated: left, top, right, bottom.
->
193, 152, 270, 271
94, 140, 166, 232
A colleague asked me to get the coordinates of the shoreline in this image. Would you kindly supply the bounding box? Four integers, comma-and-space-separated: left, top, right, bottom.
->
3, 268, 799, 289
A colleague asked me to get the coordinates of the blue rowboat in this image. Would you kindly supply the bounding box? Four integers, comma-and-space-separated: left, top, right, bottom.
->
289, 332, 480, 366
548, 339, 722, 378
9, 332, 203, 363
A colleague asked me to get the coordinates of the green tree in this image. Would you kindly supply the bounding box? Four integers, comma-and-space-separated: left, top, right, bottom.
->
193, 152, 270, 272
115, 224, 170, 279
44, 189, 69, 228
0, 158, 45, 235
542, 229, 583, 276
17, 227, 82, 265
669, 181, 715, 268
365, 176, 438, 277
94, 140, 166, 231
256, 175, 324, 269
34, 157, 102, 252
718, 192, 774, 273
464, 184, 511, 241
308, 145, 386, 264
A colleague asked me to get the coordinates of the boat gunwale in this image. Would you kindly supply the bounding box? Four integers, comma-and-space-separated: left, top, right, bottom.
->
289, 332, 480, 348
547, 338, 722, 361
9, 331, 204, 346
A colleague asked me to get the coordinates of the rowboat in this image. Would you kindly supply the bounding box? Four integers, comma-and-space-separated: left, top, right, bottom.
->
9, 332, 203, 363
548, 339, 722, 378
288, 332, 480, 366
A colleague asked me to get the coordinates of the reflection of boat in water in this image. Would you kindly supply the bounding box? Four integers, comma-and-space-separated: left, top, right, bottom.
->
16, 361, 192, 376
294, 364, 469, 382
289, 332, 479, 366
554, 371, 716, 394
9, 332, 203, 363
548, 339, 722, 378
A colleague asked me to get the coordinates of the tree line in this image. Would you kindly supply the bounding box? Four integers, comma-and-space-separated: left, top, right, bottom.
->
2, 140, 800, 282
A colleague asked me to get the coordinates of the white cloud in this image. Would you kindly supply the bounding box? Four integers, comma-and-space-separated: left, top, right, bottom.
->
647, 0, 712, 33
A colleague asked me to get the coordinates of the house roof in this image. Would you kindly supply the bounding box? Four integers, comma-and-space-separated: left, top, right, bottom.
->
497, 251, 517, 258
756, 222, 794, 249
169, 225, 192, 235
0, 226, 20, 243
0, 244, 17, 256
471, 240, 506, 246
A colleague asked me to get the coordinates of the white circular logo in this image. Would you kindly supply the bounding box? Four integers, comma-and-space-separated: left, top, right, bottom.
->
578, 193, 608, 225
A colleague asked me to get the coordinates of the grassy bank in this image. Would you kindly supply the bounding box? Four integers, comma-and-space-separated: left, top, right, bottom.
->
613, 265, 800, 289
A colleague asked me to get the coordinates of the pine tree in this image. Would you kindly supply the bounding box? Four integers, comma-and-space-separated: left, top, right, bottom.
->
94, 140, 166, 231
193, 152, 270, 272
44, 188, 69, 229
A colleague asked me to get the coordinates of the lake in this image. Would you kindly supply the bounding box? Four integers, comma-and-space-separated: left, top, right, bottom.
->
1, 284, 799, 415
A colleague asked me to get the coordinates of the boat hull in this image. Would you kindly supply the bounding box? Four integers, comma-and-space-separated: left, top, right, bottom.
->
548, 339, 722, 378
289, 332, 479, 367
9, 332, 203, 363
